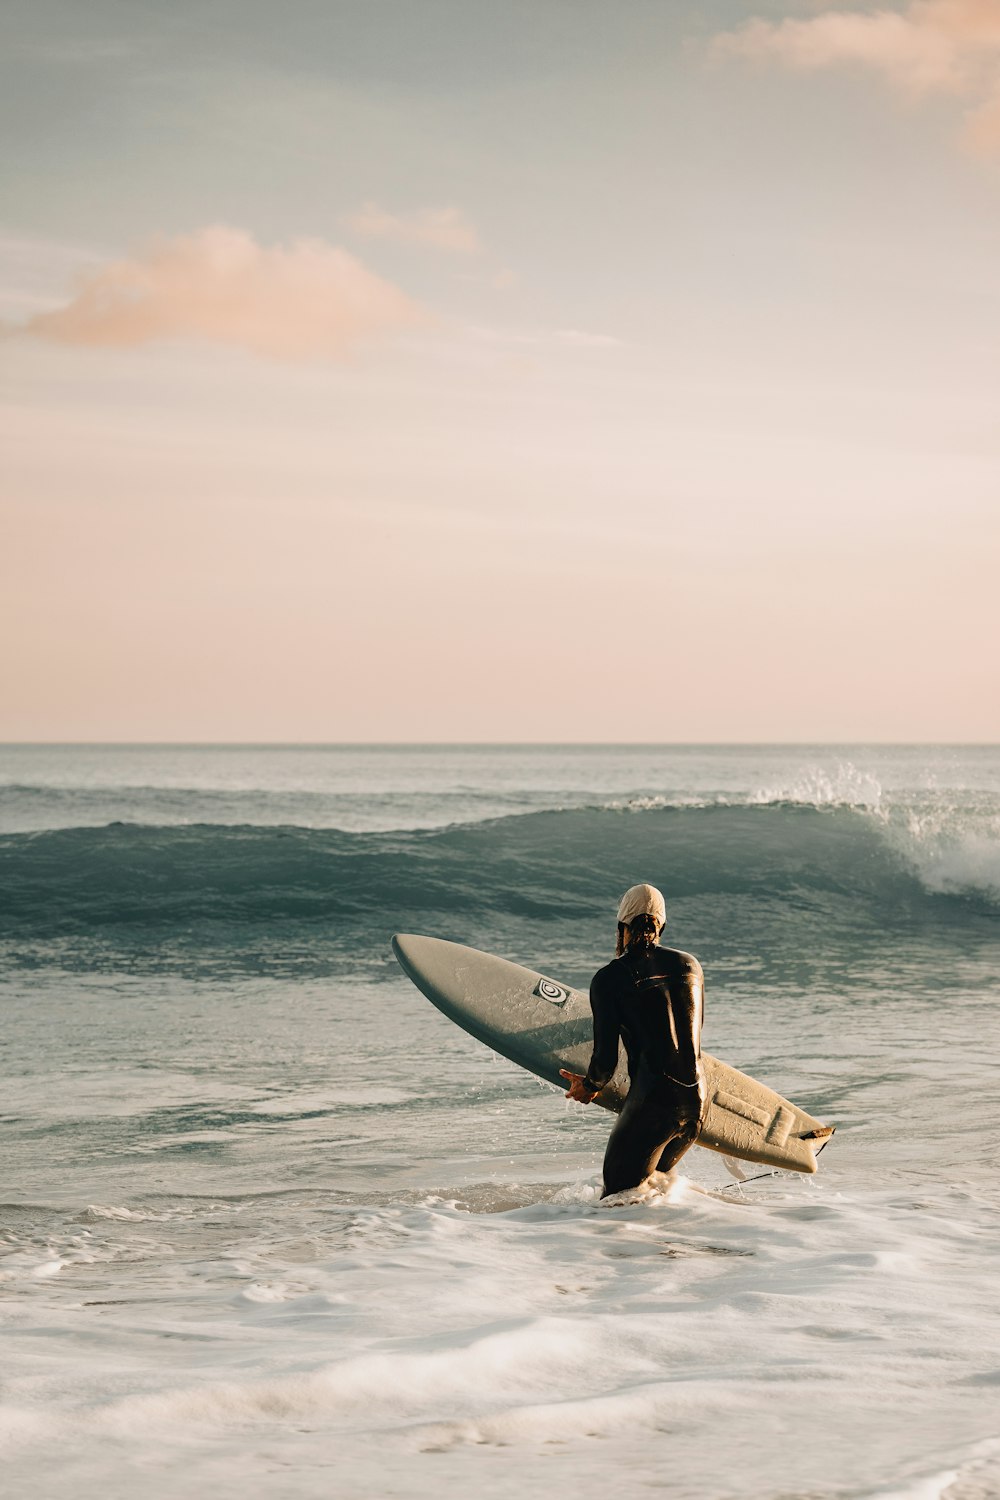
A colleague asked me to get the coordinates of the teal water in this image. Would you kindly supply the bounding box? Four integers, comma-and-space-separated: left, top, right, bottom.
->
1, 745, 999, 1499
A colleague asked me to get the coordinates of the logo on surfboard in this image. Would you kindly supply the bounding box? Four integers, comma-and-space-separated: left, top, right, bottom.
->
534, 978, 569, 1006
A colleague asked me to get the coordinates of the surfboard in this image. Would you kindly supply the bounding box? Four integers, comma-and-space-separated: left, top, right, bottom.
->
392, 933, 833, 1174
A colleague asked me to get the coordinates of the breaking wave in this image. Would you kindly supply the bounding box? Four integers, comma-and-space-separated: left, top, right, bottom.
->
0, 801, 996, 978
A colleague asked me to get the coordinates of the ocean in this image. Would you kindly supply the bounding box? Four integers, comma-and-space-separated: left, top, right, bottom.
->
1, 743, 998, 1500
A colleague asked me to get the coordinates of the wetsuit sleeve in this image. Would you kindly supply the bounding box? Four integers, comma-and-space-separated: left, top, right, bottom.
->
583, 969, 620, 1094
670, 958, 704, 1082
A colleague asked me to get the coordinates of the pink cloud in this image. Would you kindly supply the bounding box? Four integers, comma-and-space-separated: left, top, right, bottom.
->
714, 0, 1000, 148
345, 202, 481, 254
18, 226, 424, 358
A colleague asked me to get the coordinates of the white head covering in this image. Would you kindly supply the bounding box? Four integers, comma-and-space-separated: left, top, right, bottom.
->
617, 883, 666, 930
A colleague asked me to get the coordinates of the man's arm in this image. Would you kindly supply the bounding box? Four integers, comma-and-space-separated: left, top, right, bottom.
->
582, 968, 621, 1095
671, 956, 704, 1082
560, 967, 621, 1103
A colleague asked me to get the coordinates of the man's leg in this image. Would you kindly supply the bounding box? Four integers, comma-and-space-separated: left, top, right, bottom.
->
601, 1095, 680, 1198
655, 1084, 703, 1174
654, 1117, 699, 1174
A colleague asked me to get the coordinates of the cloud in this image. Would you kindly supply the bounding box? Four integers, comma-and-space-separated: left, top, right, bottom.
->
345, 202, 481, 254
17, 226, 424, 359
714, 0, 1000, 150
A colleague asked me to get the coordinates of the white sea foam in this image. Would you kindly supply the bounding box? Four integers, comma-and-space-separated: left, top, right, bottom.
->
863, 1437, 1000, 1499
2, 1180, 999, 1499
888, 807, 1000, 902
867, 1473, 960, 1500
747, 761, 884, 809
596, 1168, 686, 1207
82, 1204, 165, 1221
31, 1258, 64, 1277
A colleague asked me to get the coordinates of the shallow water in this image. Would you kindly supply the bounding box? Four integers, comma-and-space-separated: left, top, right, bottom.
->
1, 745, 998, 1498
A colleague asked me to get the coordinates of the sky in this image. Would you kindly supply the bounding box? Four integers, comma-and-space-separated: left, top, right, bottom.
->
2, 0, 999, 742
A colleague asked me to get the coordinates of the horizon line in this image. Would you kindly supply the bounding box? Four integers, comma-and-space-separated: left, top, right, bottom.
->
2, 740, 998, 750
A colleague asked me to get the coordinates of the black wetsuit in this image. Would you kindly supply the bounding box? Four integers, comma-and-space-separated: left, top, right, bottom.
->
582, 944, 705, 1197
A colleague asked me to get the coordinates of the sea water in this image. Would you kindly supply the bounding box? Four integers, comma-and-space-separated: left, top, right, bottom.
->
1, 744, 998, 1500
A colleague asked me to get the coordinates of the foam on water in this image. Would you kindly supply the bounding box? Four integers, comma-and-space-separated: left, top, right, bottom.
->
2, 1176, 999, 1499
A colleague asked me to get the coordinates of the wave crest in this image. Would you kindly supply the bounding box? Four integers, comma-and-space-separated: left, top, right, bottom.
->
0, 802, 995, 975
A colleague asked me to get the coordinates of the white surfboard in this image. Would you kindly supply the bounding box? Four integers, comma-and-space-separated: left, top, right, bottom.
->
393, 933, 833, 1174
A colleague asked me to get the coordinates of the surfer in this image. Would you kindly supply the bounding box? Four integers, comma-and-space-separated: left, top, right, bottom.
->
560, 884, 705, 1197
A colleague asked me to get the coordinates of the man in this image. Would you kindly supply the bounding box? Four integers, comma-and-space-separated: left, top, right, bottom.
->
560, 883, 705, 1198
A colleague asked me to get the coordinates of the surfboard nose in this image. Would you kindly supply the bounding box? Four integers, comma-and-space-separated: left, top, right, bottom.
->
392, 932, 436, 974
392, 932, 465, 991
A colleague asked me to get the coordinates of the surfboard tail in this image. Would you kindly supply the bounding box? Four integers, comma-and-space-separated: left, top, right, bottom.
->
699, 1115, 835, 1174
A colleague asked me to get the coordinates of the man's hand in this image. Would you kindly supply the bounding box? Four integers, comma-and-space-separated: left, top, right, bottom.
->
560, 1069, 598, 1104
